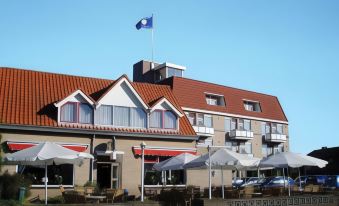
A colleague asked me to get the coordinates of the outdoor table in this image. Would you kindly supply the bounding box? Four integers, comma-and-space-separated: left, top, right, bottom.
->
86, 195, 106, 204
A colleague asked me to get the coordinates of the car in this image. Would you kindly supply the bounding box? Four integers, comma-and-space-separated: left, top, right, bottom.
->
294, 175, 328, 186
239, 177, 260, 188
232, 177, 251, 188
324, 175, 339, 189
260, 176, 294, 189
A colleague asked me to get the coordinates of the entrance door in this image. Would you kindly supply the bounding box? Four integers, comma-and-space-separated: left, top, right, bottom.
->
97, 163, 120, 189
97, 163, 111, 189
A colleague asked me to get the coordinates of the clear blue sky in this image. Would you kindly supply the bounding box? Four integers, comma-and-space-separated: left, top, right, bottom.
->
1, 1, 338, 154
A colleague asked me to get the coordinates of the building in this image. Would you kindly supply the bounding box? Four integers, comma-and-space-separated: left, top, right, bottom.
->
133, 60, 289, 179
307, 147, 339, 175
0, 67, 198, 198
0, 60, 289, 198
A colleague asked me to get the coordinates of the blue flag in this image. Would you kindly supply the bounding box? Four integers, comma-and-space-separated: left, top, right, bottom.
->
136, 16, 153, 30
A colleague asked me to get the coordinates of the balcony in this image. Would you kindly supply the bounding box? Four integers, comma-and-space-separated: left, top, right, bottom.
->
229, 130, 254, 140
265, 133, 287, 143
193, 126, 214, 136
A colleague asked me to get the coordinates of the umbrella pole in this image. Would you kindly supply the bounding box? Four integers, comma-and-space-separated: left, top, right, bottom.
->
221, 166, 224, 199
257, 167, 260, 178
208, 145, 212, 200
298, 167, 302, 191
287, 167, 290, 196
282, 168, 285, 189
45, 163, 47, 205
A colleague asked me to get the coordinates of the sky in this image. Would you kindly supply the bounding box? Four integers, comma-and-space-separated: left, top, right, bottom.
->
0, 1, 338, 154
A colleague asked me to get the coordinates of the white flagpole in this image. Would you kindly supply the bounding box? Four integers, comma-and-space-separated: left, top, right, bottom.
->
151, 13, 154, 69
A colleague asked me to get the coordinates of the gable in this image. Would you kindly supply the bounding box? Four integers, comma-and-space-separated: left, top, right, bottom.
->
97, 78, 148, 109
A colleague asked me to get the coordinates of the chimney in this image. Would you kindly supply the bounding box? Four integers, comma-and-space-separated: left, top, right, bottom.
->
133, 60, 186, 84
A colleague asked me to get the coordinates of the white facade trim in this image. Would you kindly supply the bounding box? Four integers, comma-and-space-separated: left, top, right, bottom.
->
150, 98, 184, 117
54, 90, 95, 108
182, 107, 288, 124
153, 62, 186, 71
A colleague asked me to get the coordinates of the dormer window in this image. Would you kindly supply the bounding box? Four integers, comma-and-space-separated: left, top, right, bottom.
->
243, 100, 261, 112
205, 93, 225, 106
150, 110, 177, 129
60, 102, 93, 124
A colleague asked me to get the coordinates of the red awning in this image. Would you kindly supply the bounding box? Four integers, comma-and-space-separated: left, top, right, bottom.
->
7, 141, 88, 152
132, 146, 197, 156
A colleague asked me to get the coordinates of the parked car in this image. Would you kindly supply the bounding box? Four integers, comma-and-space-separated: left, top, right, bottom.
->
232, 177, 250, 188
259, 176, 294, 189
239, 177, 260, 188
294, 175, 328, 186
324, 175, 339, 189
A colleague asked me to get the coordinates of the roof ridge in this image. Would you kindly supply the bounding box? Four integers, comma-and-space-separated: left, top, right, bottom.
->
170, 76, 278, 98
0, 66, 115, 82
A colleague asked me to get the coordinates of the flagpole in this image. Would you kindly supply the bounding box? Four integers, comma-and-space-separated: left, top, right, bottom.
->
151, 13, 154, 69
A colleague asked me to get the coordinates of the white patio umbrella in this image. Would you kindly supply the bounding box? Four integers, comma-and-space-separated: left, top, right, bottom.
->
153, 153, 197, 171
259, 152, 328, 196
184, 148, 260, 199
5, 142, 94, 205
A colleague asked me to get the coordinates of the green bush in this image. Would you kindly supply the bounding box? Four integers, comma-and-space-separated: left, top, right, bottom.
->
0, 199, 20, 206
0, 171, 32, 200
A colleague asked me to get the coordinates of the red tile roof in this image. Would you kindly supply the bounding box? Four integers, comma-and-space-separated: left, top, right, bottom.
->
0, 67, 196, 137
161, 77, 288, 122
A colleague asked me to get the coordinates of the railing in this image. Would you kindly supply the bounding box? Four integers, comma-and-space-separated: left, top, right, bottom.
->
229, 129, 254, 140
265, 133, 287, 142
193, 126, 214, 136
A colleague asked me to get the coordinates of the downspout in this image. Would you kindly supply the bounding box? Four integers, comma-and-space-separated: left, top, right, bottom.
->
90, 134, 95, 183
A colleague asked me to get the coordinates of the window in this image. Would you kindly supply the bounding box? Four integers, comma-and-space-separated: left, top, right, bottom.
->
144, 157, 185, 186
185, 112, 212, 128
19, 164, 73, 186
231, 118, 237, 130
114, 106, 130, 127
205, 94, 225, 106
239, 142, 252, 154
261, 122, 266, 135
186, 112, 196, 125
150, 110, 163, 128
79, 103, 93, 124
225, 141, 238, 152
167, 67, 183, 78
96, 105, 113, 125
150, 110, 177, 129
277, 124, 283, 134
243, 100, 261, 112
262, 144, 273, 157
203, 115, 212, 128
112, 165, 119, 189
61, 102, 77, 122
244, 119, 251, 131
164, 111, 176, 129
60, 102, 93, 124
225, 117, 231, 132
197, 137, 213, 147
238, 119, 244, 130
130, 108, 147, 128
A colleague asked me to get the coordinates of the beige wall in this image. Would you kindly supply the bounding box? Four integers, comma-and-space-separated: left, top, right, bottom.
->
0, 130, 200, 198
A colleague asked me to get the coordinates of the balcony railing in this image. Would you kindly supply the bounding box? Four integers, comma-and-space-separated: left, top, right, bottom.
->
229, 129, 254, 140
265, 133, 287, 143
193, 126, 214, 136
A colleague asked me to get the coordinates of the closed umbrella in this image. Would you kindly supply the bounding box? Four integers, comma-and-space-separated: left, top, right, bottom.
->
153, 153, 197, 171
5, 142, 94, 205
184, 148, 260, 199
259, 152, 328, 196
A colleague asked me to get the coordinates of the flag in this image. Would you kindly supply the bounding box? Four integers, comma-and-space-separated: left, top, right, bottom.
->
136, 16, 153, 30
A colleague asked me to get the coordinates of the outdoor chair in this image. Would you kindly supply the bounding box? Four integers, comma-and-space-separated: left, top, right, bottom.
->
312, 185, 322, 194
105, 189, 117, 203
84, 186, 95, 196
242, 186, 254, 198
304, 184, 313, 194
292, 185, 302, 195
